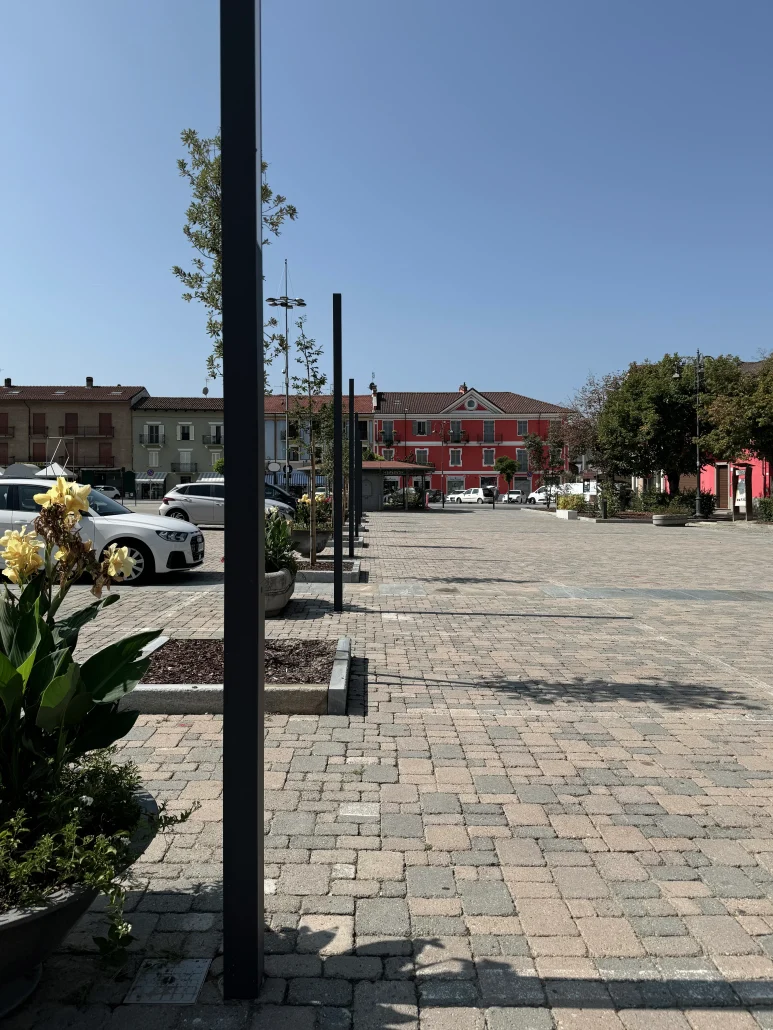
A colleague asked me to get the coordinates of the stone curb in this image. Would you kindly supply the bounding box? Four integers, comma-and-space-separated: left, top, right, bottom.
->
296, 560, 360, 583
119, 636, 352, 716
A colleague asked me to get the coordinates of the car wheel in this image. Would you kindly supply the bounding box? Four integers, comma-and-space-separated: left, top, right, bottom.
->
106, 540, 154, 585
477, 498, 483, 504
166, 509, 189, 521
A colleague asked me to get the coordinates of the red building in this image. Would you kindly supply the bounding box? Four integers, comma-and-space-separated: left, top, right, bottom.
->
369, 383, 568, 496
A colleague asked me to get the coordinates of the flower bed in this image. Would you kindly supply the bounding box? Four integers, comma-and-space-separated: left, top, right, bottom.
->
141, 638, 336, 685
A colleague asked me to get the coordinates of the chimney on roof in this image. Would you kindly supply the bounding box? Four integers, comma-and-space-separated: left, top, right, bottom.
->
3, 378, 10, 388
86, 376, 94, 388
458, 382, 468, 394
369, 381, 379, 410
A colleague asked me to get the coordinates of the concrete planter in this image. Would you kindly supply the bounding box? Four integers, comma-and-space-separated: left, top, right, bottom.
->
652, 514, 690, 528
291, 529, 331, 556
265, 568, 296, 616
0, 790, 158, 1017
555, 509, 579, 520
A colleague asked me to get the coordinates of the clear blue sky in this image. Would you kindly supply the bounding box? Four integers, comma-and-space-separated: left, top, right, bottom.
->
2, 0, 771, 405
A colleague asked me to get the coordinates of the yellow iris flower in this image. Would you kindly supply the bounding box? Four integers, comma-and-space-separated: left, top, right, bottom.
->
0, 526, 45, 584
105, 543, 134, 580
33, 477, 91, 519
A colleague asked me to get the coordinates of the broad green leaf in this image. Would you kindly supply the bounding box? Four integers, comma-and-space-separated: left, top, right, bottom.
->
62, 690, 95, 727
0, 651, 23, 715
18, 574, 46, 614
8, 609, 40, 669
70, 705, 140, 757
25, 646, 72, 707
17, 650, 36, 686
80, 630, 160, 703
0, 599, 20, 656
37, 665, 79, 730
53, 594, 120, 649
95, 657, 151, 704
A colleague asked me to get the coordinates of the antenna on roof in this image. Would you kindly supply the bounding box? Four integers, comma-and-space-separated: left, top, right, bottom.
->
203, 385, 210, 396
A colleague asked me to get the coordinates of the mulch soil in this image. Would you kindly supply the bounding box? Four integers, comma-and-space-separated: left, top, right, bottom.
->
142, 638, 336, 685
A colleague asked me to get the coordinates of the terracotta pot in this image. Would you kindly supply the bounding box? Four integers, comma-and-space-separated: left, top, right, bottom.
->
265, 568, 296, 616
0, 790, 158, 1017
291, 530, 331, 556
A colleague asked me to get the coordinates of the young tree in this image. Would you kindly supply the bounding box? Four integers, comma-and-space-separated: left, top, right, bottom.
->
493, 456, 518, 492
291, 318, 327, 564
563, 372, 624, 479
172, 129, 298, 382
524, 422, 566, 497
703, 354, 773, 492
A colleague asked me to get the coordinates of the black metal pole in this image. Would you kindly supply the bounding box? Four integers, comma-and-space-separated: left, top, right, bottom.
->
355, 413, 362, 532
333, 295, 343, 611
348, 378, 355, 557
221, 0, 263, 1000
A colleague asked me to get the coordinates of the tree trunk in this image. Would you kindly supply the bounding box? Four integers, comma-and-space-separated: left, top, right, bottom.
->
666, 470, 681, 496
310, 446, 317, 567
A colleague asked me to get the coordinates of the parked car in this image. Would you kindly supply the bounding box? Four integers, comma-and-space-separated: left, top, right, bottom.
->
460, 488, 489, 504
505, 490, 524, 503
527, 486, 557, 504
92, 484, 121, 500
0, 479, 204, 585
159, 483, 225, 525
265, 482, 297, 510
266, 498, 294, 519
446, 488, 466, 503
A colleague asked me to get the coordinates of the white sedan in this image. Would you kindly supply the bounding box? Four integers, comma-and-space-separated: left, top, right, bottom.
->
0, 479, 204, 585
445, 489, 466, 503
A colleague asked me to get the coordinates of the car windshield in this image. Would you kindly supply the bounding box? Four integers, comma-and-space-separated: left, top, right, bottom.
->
88, 490, 131, 516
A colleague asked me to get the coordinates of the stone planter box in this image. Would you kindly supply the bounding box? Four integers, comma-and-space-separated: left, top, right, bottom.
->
265, 568, 295, 617
0, 790, 158, 1017
652, 514, 690, 528
555, 509, 579, 520
291, 529, 331, 556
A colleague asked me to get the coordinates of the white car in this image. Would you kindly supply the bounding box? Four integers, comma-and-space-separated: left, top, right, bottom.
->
0, 479, 204, 585
92, 484, 121, 500
527, 486, 555, 504
266, 498, 293, 519
505, 490, 524, 503
460, 488, 489, 504
159, 483, 225, 525
446, 488, 466, 503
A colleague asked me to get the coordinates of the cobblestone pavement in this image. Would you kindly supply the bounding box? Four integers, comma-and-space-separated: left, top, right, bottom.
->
9, 509, 773, 1029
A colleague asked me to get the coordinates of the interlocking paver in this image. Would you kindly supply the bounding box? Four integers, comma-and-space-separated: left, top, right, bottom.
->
21, 514, 773, 1029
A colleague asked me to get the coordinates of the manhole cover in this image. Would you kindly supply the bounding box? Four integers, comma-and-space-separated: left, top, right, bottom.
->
124, 959, 211, 1004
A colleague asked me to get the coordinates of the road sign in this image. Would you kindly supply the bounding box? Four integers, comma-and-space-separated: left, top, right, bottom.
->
146, 469, 155, 478
267, 460, 281, 473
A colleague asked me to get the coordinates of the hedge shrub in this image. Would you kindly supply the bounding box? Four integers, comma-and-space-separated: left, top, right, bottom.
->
557, 495, 586, 511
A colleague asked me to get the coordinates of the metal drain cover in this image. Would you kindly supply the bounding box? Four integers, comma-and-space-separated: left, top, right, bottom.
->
124, 958, 211, 1004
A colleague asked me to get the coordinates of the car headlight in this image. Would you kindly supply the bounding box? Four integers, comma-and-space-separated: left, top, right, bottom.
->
156, 530, 190, 542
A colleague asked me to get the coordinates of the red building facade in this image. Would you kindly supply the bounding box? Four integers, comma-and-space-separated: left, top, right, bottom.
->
370, 384, 568, 496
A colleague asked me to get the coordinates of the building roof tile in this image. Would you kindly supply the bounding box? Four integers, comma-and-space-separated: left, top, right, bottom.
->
0, 386, 146, 401
375, 391, 568, 415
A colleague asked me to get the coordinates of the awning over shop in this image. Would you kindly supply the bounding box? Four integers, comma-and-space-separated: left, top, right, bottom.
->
135, 472, 167, 484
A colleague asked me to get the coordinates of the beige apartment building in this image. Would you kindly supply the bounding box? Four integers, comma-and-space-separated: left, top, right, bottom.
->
0, 377, 147, 474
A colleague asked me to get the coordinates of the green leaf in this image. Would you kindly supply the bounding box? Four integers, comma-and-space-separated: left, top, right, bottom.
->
62, 690, 95, 728
17, 650, 36, 686
52, 595, 120, 650
18, 574, 46, 614
0, 651, 23, 715
70, 706, 139, 757
36, 664, 79, 730
25, 646, 71, 708
6, 609, 40, 669
80, 631, 159, 703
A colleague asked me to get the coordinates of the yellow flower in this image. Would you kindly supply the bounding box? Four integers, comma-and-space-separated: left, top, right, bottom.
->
33, 477, 91, 519
0, 527, 45, 584
105, 543, 134, 580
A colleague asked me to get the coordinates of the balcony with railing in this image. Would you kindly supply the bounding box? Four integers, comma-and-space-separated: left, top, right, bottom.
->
378, 430, 401, 445
59, 425, 115, 438
203, 434, 225, 447
476, 433, 503, 444
446, 430, 469, 444
172, 462, 198, 474
0, 426, 14, 438
30, 425, 48, 437
139, 432, 166, 446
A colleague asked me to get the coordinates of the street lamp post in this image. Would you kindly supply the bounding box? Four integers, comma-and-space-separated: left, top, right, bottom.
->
693, 349, 703, 518
267, 263, 306, 489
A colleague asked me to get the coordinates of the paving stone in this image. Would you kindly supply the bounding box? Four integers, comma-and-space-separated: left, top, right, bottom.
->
684, 916, 760, 955
576, 917, 645, 957
518, 900, 577, 937
420, 793, 462, 814
381, 814, 424, 839
486, 1009, 555, 1030
278, 865, 331, 897
356, 899, 410, 937
352, 981, 417, 1028
287, 978, 353, 1006
476, 957, 545, 1006
698, 866, 765, 899
406, 867, 457, 899
495, 840, 544, 867
297, 915, 354, 954
358, 852, 404, 881
459, 882, 515, 916
552, 867, 610, 899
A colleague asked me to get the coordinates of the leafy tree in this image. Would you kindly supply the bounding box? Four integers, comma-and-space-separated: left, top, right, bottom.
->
212, 458, 225, 475
563, 372, 624, 478
291, 317, 327, 565
172, 128, 298, 381
493, 455, 518, 490
596, 353, 743, 494
703, 355, 773, 487
524, 422, 566, 495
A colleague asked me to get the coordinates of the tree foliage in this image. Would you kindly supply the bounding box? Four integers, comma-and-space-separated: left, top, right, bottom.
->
493, 455, 518, 487
172, 128, 298, 381
595, 353, 744, 493
703, 354, 773, 469
563, 372, 624, 478
524, 422, 566, 489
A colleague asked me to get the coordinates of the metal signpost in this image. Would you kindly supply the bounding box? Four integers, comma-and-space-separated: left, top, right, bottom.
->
349, 378, 355, 558
221, 0, 264, 999
333, 295, 343, 611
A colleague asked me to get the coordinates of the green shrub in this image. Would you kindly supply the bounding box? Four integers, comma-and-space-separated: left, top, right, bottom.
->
557, 495, 585, 511
679, 488, 716, 518
265, 510, 298, 574
756, 498, 773, 522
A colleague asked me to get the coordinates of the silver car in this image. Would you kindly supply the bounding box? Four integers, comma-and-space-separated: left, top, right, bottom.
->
159, 483, 291, 526
160, 483, 225, 525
